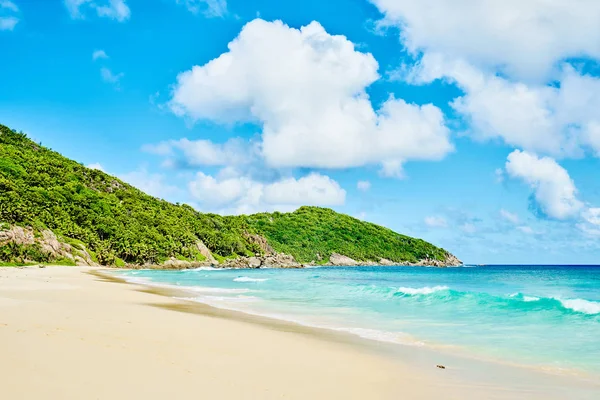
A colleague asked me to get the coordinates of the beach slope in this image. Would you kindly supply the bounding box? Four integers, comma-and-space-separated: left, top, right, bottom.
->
0, 267, 597, 399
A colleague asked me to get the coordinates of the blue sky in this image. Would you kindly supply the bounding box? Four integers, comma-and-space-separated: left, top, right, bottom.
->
2, 0, 600, 264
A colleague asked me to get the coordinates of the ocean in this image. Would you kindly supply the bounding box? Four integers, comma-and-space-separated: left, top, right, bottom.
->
116, 265, 600, 376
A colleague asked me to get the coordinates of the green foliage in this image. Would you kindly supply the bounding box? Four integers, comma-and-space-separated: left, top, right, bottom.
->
0, 242, 50, 264
0, 123, 453, 266
241, 207, 450, 263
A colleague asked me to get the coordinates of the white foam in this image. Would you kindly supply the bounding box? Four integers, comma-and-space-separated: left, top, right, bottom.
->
178, 295, 258, 304
190, 287, 251, 294
559, 298, 600, 315
176, 296, 426, 348
396, 285, 449, 295
189, 266, 228, 271
509, 293, 541, 302
122, 276, 251, 294
233, 276, 268, 283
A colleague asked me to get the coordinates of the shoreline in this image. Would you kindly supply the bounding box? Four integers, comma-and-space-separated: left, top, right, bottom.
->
106, 269, 600, 382
1, 266, 599, 399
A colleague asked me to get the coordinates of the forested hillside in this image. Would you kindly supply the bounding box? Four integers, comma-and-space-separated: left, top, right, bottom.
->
0, 124, 459, 267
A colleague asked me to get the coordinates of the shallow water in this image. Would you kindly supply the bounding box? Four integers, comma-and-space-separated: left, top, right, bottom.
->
117, 265, 600, 375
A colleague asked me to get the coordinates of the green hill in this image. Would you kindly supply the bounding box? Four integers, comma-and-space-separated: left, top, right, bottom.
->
0, 124, 460, 267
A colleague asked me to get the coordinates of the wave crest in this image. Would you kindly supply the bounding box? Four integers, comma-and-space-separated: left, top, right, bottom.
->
234, 277, 269, 283
558, 298, 600, 315
395, 286, 450, 295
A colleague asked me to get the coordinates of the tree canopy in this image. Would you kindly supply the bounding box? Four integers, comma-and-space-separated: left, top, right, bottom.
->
0, 123, 454, 266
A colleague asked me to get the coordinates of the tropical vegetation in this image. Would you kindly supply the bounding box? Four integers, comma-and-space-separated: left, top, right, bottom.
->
0, 123, 454, 266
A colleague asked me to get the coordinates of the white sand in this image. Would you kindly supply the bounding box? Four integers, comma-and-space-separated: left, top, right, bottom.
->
0, 266, 597, 399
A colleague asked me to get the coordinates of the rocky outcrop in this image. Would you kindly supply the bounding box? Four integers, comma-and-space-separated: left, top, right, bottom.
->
325, 252, 462, 267
329, 253, 360, 266
0, 225, 98, 266
443, 254, 463, 267
195, 240, 217, 264
161, 258, 193, 269
221, 253, 301, 269
243, 233, 275, 255
0, 225, 35, 246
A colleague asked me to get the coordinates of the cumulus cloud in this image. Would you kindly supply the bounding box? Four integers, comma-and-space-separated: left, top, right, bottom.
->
505, 150, 583, 220
168, 19, 453, 176
374, 1, 600, 161
175, 0, 226, 17
65, 0, 130, 22
188, 171, 346, 214
92, 49, 108, 61
370, 0, 600, 81
407, 55, 600, 158
357, 180, 371, 192
424, 215, 447, 228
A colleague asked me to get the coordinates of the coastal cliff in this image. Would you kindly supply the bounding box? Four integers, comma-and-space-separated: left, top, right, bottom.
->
0, 124, 461, 268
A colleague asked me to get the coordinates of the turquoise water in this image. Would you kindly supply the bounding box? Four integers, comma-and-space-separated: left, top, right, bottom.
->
117, 265, 600, 375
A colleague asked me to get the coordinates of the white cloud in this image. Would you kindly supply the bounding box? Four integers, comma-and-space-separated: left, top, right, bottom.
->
100, 67, 124, 85
86, 164, 180, 200
375, 2, 600, 161
64, 0, 130, 22
64, 0, 88, 18
188, 171, 346, 215
494, 168, 504, 183
357, 180, 371, 192
175, 0, 226, 17
1, 1, 18, 12
577, 220, 600, 236
0, 1, 19, 31
119, 167, 180, 199
92, 49, 108, 61
0, 16, 17, 30
168, 19, 453, 176
582, 208, 600, 226
143, 137, 254, 167
96, 0, 129, 21
424, 215, 447, 228
263, 174, 346, 206
499, 209, 520, 224
505, 150, 583, 220
86, 163, 105, 172
370, 0, 600, 81
409, 55, 600, 158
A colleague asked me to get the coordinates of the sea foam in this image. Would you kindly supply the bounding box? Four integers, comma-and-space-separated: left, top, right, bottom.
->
396, 286, 449, 295
122, 276, 251, 294
559, 298, 600, 315
233, 277, 269, 283
509, 293, 541, 302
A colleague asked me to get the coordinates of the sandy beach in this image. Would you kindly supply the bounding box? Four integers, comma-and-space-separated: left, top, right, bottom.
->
1, 267, 598, 399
